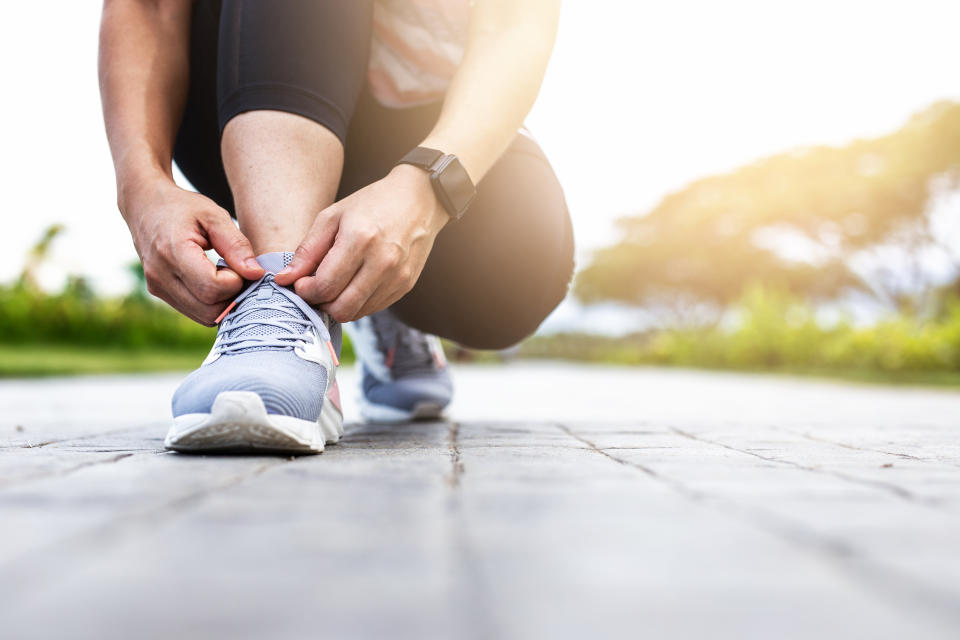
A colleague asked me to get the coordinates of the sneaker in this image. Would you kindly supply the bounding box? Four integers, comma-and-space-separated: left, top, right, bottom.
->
165, 251, 343, 454
345, 309, 452, 423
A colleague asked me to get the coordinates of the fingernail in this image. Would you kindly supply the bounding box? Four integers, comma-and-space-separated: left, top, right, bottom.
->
244, 258, 262, 271
277, 267, 291, 276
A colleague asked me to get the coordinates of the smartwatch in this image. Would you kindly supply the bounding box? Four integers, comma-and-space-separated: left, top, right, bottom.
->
397, 147, 477, 221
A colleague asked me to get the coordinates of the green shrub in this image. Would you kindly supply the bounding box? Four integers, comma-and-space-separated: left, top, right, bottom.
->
522, 286, 960, 376
0, 284, 356, 361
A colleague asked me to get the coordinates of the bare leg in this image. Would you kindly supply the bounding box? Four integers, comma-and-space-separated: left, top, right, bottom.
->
221, 110, 343, 254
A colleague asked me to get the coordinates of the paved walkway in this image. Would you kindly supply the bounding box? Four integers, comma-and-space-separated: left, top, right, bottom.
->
1, 363, 959, 639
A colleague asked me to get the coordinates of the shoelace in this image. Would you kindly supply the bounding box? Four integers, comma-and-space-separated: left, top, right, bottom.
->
213, 274, 339, 365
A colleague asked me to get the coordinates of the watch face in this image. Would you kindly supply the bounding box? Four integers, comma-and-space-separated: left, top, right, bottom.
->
433, 156, 476, 218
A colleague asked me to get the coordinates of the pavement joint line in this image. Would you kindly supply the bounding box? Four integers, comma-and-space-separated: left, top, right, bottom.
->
667, 426, 938, 506
0, 424, 159, 450
554, 422, 700, 496
453, 444, 589, 450
0, 451, 144, 491
768, 424, 960, 470
447, 421, 464, 488
0, 456, 288, 605
440, 422, 501, 640
559, 422, 875, 567
556, 422, 960, 631
555, 423, 856, 554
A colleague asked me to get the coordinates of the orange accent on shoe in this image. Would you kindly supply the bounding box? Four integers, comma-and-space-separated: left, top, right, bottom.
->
215, 301, 237, 324
385, 346, 396, 369
327, 380, 343, 412
326, 340, 340, 367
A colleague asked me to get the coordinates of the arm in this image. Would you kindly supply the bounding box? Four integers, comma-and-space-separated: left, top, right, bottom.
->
99, 0, 262, 325
277, 0, 561, 321
421, 0, 561, 182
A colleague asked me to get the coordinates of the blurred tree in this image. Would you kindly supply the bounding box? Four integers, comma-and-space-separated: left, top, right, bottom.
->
577, 102, 960, 317
17, 224, 65, 291
63, 275, 95, 302
127, 260, 149, 300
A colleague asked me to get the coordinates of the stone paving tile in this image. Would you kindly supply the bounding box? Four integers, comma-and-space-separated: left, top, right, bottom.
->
456, 448, 948, 639
571, 426, 960, 632
3, 448, 460, 640
1, 365, 959, 639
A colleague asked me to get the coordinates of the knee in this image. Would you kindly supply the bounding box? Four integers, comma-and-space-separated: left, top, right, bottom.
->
447, 236, 575, 351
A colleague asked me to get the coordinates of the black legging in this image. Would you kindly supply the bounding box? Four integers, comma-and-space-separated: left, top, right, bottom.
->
174, 0, 574, 350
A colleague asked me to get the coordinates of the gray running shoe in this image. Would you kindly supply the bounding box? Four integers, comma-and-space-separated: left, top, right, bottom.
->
166, 252, 343, 454
346, 309, 452, 423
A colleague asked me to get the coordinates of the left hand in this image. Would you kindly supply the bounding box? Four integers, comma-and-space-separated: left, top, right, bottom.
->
274, 164, 448, 322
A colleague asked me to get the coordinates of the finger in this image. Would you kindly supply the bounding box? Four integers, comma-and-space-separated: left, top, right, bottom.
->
353, 283, 395, 320
153, 274, 228, 326
355, 270, 418, 318
202, 209, 264, 280
320, 262, 386, 323
174, 242, 245, 306
174, 275, 234, 326
355, 260, 423, 319
292, 236, 364, 305
275, 208, 340, 285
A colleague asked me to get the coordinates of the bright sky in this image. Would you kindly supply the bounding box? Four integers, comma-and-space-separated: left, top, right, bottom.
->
1, 1, 959, 322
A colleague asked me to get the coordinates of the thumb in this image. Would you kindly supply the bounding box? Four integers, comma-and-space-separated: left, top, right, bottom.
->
203, 210, 264, 281
274, 208, 339, 285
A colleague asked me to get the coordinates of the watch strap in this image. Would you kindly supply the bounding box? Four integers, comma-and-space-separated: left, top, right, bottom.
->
398, 146, 444, 170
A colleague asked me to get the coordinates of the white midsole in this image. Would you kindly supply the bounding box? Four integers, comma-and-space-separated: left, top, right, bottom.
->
166, 390, 343, 453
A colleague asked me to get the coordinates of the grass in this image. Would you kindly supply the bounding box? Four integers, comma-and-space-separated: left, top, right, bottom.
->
0, 341, 358, 378
0, 344, 209, 377
766, 366, 960, 388
3, 343, 960, 389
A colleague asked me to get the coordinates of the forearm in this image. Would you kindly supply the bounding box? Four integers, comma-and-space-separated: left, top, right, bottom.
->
420, 0, 560, 182
98, 0, 192, 213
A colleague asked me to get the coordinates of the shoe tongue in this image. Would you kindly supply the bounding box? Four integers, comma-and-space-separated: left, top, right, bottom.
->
230, 286, 297, 347
255, 251, 294, 274
227, 253, 303, 351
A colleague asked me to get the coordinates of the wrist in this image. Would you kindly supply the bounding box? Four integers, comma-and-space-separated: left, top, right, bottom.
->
419, 135, 480, 182
395, 146, 477, 222
116, 166, 176, 218
389, 164, 449, 233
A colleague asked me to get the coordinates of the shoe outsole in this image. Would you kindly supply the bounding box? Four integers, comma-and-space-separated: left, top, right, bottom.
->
165, 391, 343, 455
359, 399, 447, 424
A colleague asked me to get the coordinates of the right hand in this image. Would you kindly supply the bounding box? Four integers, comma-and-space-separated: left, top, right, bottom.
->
121, 178, 264, 325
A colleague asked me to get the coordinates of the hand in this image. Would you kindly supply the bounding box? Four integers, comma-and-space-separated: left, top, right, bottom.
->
275, 164, 448, 322
121, 177, 264, 325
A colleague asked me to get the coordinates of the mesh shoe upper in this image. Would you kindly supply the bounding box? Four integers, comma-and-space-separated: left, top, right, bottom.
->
172, 350, 329, 420
171, 252, 339, 421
